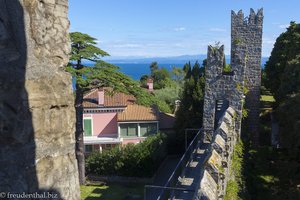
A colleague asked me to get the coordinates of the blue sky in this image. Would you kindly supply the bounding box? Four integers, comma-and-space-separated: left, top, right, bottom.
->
69, 0, 300, 58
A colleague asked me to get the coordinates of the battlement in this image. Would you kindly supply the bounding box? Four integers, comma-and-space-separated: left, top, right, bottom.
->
206, 45, 225, 77
207, 45, 224, 60
203, 42, 245, 141
231, 8, 263, 26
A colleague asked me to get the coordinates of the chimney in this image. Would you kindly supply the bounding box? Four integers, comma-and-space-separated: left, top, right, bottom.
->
98, 88, 104, 105
174, 100, 181, 114
147, 77, 154, 92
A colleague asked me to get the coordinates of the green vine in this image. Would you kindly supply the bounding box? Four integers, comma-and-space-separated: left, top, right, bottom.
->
224, 141, 244, 200
236, 82, 249, 119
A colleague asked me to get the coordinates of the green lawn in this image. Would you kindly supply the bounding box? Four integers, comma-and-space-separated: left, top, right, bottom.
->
260, 95, 275, 102
81, 183, 144, 200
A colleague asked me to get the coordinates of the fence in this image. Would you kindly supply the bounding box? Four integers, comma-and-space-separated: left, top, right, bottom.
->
144, 128, 203, 200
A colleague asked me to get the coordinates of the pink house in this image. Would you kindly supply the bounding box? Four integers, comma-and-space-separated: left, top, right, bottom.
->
82, 88, 165, 153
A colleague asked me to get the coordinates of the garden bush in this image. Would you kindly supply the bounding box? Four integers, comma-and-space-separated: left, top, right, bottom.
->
86, 133, 167, 177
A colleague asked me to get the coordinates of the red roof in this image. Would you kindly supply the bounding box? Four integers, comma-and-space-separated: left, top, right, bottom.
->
83, 88, 163, 123
118, 105, 159, 121
83, 88, 136, 108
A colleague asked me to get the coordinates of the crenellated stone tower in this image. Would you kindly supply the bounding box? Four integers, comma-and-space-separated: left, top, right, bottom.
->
203, 8, 263, 143
231, 8, 263, 143
199, 9, 263, 199
203, 45, 246, 141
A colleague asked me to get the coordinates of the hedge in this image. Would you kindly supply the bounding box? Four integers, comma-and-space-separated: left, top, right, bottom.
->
86, 133, 167, 177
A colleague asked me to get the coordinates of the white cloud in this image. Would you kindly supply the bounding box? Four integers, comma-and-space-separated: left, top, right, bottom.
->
174, 27, 186, 32
279, 24, 289, 29
111, 43, 141, 48
209, 28, 226, 32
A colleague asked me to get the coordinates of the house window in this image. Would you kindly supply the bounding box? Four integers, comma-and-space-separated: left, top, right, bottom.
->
120, 123, 138, 137
83, 118, 92, 136
140, 123, 157, 136
85, 145, 93, 153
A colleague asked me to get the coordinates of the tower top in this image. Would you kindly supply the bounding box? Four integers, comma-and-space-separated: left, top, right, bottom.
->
231, 8, 263, 26
207, 45, 224, 61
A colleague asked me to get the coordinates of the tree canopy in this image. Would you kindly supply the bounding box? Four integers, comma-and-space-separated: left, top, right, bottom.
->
264, 21, 300, 162
264, 22, 300, 102
174, 61, 205, 152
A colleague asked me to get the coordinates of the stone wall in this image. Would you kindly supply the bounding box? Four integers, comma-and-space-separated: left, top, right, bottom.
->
0, 0, 80, 199
199, 8, 263, 199
200, 40, 246, 200
196, 107, 238, 200
231, 8, 263, 144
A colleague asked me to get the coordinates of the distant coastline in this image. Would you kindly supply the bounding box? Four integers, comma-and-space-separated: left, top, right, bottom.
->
81, 55, 268, 80
102, 54, 268, 65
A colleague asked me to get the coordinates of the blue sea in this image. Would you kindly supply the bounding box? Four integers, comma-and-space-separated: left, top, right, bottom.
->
114, 63, 186, 80
73, 60, 267, 88
72, 63, 186, 89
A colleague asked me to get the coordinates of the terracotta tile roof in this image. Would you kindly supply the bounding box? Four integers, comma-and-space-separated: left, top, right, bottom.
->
83, 88, 136, 108
117, 105, 159, 121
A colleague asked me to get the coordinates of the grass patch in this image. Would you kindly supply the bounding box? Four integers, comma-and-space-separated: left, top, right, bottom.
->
260, 95, 275, 102
258, 175, 279, 184
80, 183, 144, 200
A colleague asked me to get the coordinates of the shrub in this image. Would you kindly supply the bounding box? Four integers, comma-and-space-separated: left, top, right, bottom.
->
86, 133, 167, 177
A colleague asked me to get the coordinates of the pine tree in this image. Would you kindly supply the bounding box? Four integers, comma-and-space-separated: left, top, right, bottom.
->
67, 32, 137, 184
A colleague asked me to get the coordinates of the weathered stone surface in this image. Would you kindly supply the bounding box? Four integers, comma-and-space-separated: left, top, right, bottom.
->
202, 44, 245, 141
198, 107, 236, 200
200, 171, 218, 200
231, 8, 263, 144
0, 0, 79, 199
203, 8, 263, 143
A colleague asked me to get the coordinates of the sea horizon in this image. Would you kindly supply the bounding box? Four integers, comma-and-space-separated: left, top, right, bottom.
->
83, 58, 267, 80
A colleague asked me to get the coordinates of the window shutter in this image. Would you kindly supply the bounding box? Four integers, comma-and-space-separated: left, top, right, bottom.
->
84, 119, 92, 136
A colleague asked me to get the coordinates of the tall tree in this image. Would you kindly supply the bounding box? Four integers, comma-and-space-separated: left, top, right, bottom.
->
67, 32, 138, 184
191, 61, 201, 80
171, 66, 185, 83
183, 61, 192, 79
265, 22, 300, 102
174, 62, 205, 152
150, 61, 159, 75
264, 22, 300, 155
152, 67, 171, 89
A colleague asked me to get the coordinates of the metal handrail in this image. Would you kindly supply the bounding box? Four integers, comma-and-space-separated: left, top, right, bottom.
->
144, 185, 195, 200
145, 128, 203, 200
